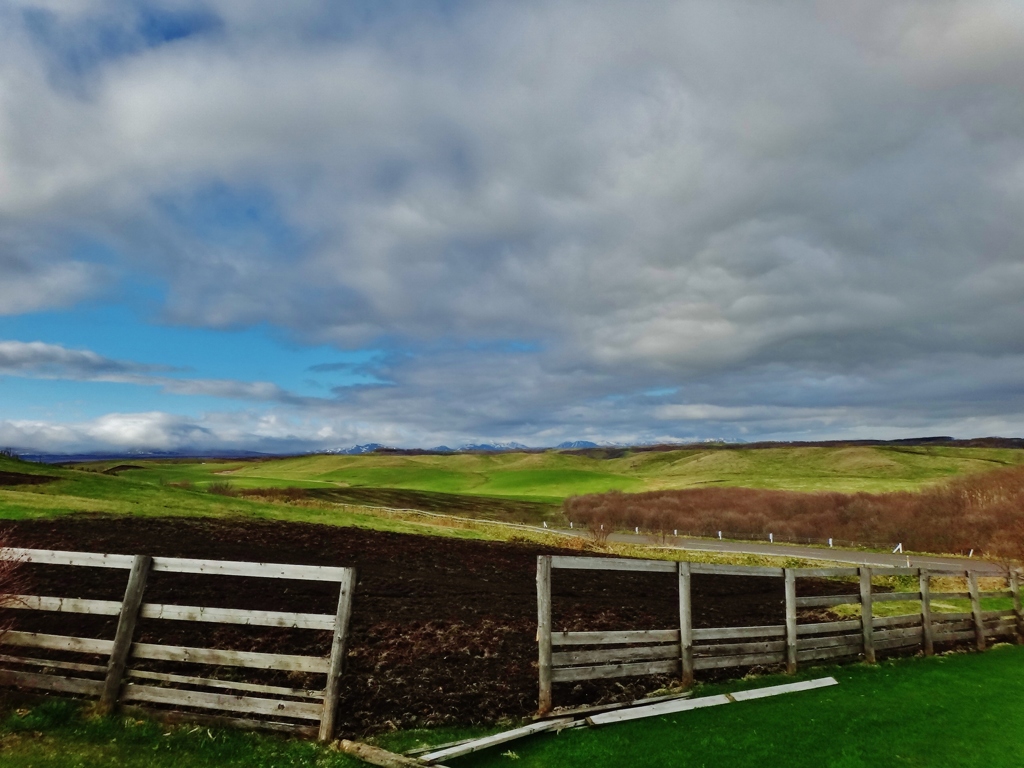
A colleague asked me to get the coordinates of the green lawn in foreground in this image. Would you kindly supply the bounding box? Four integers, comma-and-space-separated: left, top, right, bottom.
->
3, 647, 1021, 768
0, 699, 362, 768
456, 645, 1024, 768
77, 445, 1024, 503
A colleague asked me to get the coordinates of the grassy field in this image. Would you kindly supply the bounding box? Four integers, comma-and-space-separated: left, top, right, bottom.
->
77, 445, 1024, 503
3, 647, 1022, 768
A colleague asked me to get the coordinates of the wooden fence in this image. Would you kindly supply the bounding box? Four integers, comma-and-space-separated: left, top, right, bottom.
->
0, 548, 355, 741
537, 555, 1024, 714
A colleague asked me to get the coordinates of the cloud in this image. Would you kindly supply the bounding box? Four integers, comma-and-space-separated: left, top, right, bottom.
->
2, 2, 1024, 448
0, 339, 311, 405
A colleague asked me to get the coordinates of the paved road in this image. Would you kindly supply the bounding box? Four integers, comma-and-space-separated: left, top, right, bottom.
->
357, 505, 1005, 573
565, 529, 1003, 573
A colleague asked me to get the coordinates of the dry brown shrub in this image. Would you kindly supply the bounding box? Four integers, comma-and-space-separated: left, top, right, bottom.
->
0, 531, 29, 637
564, 466, 1024, 558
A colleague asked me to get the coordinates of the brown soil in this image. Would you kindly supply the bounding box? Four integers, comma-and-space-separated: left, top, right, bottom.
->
0, 471, 57, 486
0, 516, 860, 736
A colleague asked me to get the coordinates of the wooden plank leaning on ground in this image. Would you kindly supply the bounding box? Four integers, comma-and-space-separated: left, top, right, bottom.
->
418, 718, 574, 764
586, 677, 839, 726
337, 739, 451, 768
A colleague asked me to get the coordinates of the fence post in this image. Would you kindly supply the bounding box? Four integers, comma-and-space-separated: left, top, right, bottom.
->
919, 569, 933, 657
318, 567, 357, 743
98, 554, 152, 714
784, 568, 797, 674
967, 570, 986, 652
859, 567, 875, 664
1010, 569, 1024, 645
537, 556, 553, 715
678, 561, 693, 688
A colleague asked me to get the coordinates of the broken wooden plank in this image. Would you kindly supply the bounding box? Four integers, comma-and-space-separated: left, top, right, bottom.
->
531, 690, 692, 722
586, 694, 732, 725
337, 739, 444, 767
419, 719, 572, 764
727, 677, 838, 702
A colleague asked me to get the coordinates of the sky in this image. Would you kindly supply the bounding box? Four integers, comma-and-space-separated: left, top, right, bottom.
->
1, 0, 1024, 454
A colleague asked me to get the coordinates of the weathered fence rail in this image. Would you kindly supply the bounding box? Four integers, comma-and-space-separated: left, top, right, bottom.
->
537, 555, 1024, 714
0, 548, 355, 741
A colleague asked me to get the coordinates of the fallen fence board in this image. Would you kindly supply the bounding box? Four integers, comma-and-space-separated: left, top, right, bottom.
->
586, 694, 732, 726
420, 718, 573, 763
693, 625, 785, 641
551, 629, 679, 646
338, 740, 441, 768
727, 677, 838, 702
550, 658, 678, 682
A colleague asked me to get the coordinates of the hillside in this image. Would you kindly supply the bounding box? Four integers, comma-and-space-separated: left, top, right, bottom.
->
78, 445, 1024, 503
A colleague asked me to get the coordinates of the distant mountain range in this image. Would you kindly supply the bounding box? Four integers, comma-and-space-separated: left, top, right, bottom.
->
12, 436, 1024, 464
